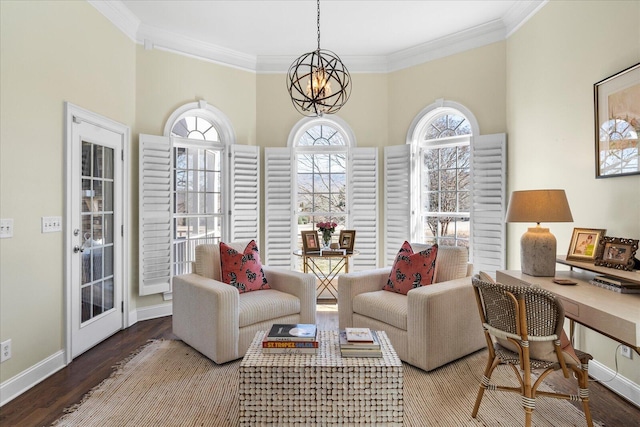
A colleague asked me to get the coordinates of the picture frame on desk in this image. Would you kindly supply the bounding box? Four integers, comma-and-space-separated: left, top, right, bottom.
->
301, 230, 320, 253
566, 228, 606, 262
339, 230, 356, 252
594, 236, 639, 271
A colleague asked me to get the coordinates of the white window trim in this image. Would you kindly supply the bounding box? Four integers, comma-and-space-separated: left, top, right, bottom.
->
163, 99, 236, 145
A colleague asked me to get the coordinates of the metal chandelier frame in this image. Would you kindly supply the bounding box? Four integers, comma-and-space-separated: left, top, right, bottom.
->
286, 0, 352, 116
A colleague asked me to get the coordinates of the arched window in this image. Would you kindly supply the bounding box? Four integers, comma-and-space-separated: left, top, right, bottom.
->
140, 101, 257, 296
294, 119, 350, 241
388, 99, 506, 275
164, 101, 234, 276
413, 107, 473, 247
264, 115, 378, 295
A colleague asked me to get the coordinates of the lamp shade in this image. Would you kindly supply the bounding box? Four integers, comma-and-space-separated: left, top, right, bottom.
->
505, 189, 573, 224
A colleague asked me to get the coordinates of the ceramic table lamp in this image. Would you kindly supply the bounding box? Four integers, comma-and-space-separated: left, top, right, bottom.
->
505, 189, 573, 276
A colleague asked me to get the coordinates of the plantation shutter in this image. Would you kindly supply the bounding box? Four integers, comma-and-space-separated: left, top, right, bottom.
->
384, 144, 412, 266
229, 145, 260, 242
470, 133, 507, 276
138, 134, 173, 296
348, 147, 378, 270
264, 148, 294, 268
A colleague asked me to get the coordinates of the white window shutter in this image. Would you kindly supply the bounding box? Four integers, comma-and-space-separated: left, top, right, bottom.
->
229, 145, 260, 242
139, 134, 173, 295
264, 148, 294, 268
384, 144, 412, 266
348, 148, 378, 270
471, 133, 507, 276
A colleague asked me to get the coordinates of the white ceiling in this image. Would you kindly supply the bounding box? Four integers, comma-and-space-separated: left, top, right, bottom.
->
90, 0, 546, 72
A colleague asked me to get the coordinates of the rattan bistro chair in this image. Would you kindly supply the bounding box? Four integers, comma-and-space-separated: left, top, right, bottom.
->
471, 275, 593, 427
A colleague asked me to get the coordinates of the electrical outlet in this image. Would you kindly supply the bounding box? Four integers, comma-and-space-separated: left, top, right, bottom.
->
620, 345, 632, 359
42, 216, 62, 233
1, 339, 11, 362
0, 218, 14, 238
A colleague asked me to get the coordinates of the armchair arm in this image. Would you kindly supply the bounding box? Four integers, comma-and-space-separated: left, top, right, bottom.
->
262, 266, 317, 324
338, 267, 391, 329
172, 274, 240, 364
406, 276, 485, 371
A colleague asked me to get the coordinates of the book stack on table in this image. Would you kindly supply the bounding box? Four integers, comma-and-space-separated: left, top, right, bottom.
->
340, 328, 382, 358
589, 275, 640, 294
262, 323, 318, 355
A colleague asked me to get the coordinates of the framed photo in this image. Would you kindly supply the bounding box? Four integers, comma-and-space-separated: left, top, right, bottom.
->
566, 228, 606, 262
339, 230, 356, 252
594, 236, 639, 271
301, 230, 320, 253
594, 62, 640, 178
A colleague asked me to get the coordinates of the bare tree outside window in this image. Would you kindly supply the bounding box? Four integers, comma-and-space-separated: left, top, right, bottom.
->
297, 125, 347, 230
420, 113, 471, 247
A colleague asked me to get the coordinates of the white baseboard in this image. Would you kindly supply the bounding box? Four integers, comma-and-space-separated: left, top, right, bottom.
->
0, 350, 66, 407
1, 304, 172, 407
135, 302, 172, 322
589, 359, 640, 407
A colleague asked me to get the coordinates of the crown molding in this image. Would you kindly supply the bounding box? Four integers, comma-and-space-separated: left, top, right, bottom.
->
503, 0, 548, 37
87, 0, 139, 43
386, 20, 506, 73
89, 0, 547, 74
138, 23, 257, 72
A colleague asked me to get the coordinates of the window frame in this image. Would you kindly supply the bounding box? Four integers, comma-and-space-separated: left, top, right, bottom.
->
289, 116, 355, 242
164, 102, 235, 277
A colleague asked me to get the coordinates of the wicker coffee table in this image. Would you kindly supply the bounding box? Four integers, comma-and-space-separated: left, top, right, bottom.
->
239, 330, 403, 426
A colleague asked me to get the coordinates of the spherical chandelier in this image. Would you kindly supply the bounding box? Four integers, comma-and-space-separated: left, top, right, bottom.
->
287, 0, 351, 117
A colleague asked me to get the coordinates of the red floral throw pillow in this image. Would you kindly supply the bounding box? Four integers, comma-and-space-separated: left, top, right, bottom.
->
383, 241, 438, 295
220, 240, 270, 293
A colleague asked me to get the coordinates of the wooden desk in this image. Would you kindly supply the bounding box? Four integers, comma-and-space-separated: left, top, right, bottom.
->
293, 250, 359, 301
497, 270, 640, 354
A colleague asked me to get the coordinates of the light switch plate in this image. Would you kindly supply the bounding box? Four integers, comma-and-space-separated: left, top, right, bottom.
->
42, 216, 62, 233
0, 218, 13, 238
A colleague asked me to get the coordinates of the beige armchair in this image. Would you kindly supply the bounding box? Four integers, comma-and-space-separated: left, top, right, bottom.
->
338, 244, 485, 371
173, 240, 316, 364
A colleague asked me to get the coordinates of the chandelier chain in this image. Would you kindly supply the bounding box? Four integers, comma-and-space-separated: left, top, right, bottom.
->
316, 0, 321, 51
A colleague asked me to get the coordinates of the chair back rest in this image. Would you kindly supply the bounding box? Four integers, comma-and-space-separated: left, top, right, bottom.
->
472, 275, 564, 340
194, 240, 252, 281
411, 243, 469, 283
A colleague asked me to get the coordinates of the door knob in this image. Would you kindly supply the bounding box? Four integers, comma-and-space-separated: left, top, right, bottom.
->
73, 245, 84, 253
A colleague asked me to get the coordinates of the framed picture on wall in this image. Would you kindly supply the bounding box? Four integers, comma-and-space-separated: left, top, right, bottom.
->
339, 230, 356, 252
594, 236, 639, 271
566, 228, 606, 262
594, 62, 640, 178
301, 230, 320, 253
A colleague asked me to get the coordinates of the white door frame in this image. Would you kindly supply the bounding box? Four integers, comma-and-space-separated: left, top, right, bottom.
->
64, 102, 131, 364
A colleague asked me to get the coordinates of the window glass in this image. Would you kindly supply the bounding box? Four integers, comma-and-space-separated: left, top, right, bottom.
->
420, 112, 471, 248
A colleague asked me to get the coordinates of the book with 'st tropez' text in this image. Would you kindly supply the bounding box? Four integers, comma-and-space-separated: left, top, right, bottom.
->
266, 324, 318, 341
262, 340, 319, 349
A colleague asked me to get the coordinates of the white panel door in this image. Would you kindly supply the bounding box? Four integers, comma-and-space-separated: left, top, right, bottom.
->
69, 117, 124, 358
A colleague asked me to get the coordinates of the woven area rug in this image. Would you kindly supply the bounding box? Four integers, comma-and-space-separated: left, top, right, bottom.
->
52, 339, 598, 426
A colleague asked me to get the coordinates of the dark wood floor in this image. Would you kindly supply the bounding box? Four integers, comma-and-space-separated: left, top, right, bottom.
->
1, 311, 638, 426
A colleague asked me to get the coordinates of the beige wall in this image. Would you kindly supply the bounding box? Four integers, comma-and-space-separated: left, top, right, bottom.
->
1, 0, 639, 396
0, 0, 136, 381
388, 41, 507, 143
506, 0, 640, 383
